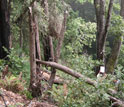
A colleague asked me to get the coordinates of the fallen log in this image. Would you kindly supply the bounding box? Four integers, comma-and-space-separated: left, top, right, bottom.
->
36, 60, 124, 106
36, 60, 97, 86
109, 96, 124, 107
41, 71, 67, 84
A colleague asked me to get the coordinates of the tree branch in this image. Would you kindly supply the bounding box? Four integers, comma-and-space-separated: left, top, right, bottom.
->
36, 60, 97, 86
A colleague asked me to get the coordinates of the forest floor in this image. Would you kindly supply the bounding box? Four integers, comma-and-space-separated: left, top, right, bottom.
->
0, 88, 57, 107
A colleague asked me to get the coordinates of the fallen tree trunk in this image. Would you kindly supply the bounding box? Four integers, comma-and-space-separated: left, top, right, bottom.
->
109, 96, 124, 107
41, 71, 67, 84
36, 60, 124, 105
36, 60, 97, 86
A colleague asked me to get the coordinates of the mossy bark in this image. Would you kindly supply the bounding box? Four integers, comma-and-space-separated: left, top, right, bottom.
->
106, 0, 124, 73
106, 36, 123, 73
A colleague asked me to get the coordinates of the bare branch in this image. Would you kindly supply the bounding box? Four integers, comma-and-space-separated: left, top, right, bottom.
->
36, 60, 97, 86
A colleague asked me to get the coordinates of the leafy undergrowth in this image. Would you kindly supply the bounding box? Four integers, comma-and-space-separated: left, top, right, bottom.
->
0, 74, 57, 107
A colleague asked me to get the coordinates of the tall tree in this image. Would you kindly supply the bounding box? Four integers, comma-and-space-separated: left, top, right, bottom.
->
0, 0, 10, 59
29, 3, 42, 97
106, 0, 124, 73
94, 0, 114, 63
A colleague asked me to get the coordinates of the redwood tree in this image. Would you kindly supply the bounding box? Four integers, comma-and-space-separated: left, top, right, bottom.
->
0, 0, 10, 59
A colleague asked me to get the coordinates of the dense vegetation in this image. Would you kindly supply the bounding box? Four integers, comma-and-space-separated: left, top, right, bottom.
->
0, 0, 124, 106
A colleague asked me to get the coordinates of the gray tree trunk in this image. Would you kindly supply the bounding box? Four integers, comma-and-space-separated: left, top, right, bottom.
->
106, 0, 124, 73
94, 0, 114, 62
29, 5, 41, 97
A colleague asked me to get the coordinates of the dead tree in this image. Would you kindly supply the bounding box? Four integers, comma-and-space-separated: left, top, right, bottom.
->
36, 60, 97, 86
28, 5, 41, 97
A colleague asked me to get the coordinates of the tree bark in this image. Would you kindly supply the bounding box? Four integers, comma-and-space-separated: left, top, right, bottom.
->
106, 0, 124, 73
41, 0, 53, 62
0, 0, 10, 59
106, 36, 123, 73
29, 6, 41, 97
109, 96, 124, 107
94, 0, 114, 63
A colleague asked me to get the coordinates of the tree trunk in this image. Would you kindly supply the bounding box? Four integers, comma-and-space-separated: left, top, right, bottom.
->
106, 0, 124, 73
29, 6, 41, 97
19, 29, 23, 57
36, 60, 97, 86
41, 0, 53, 62
48, 11, 68, 87
94, 0, 114, 63
106, 36, 123, 73
42, 36, 52, 61
0, 0, 10, 59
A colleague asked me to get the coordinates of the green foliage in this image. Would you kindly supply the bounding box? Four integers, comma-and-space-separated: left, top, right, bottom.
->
76, 0, 93, 4
109, 14, 124, 36
63, 11, 96, 56
0, 75, 25, 93
0, 59, 5, 71
1, 48, 30, 85
51, 78, 114, 107
5, 48, 25, 75
65, 55, 99, 77
21, 90, 33, 99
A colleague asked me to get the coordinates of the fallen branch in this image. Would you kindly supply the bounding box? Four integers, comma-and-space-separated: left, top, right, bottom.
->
41, 71, 67, 84
0, 93, 7, 107
109, 96, 124, 107
36, 60, 124, 105
36, 60, 97, 86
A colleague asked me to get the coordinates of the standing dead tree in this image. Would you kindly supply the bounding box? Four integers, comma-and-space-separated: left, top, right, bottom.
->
28, 2, 42, 97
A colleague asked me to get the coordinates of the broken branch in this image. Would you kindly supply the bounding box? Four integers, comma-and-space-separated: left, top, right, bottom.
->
36, 60, 97, 86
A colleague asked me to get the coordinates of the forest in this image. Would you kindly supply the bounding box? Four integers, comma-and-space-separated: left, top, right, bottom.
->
0, 0, 124, 106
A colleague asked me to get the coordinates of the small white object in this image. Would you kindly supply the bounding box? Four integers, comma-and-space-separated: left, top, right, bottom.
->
100, 66, 105, 73
97, 73, 102, 78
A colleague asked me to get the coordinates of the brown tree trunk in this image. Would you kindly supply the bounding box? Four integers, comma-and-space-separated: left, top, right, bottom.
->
106, 0, 124, 73
34, 16, 41, 61
41, 0, 53, 62
19, 29, 23, 57
29, 6, 41, 97
0, 0, 10, 59
36, 60, 97, 86
94, 0, 114, 63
